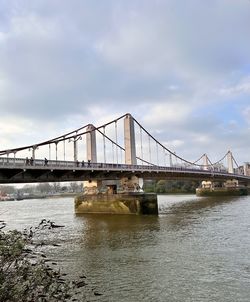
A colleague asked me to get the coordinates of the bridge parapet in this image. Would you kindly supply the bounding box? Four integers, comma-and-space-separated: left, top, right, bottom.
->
1, 155, 250, 185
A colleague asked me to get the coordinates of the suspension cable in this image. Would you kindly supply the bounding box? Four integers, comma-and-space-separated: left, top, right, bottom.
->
115, 121, 118, 164
140, 127, 143, 165
148, 135, 151, 163
103, 126, 106, 164
232, 153, 239, 168
132, 116, 230, 168
0, 113, 235, 169
0, 113, 128, 156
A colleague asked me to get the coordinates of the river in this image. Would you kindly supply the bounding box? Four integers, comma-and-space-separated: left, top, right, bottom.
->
1, 194, 250, 301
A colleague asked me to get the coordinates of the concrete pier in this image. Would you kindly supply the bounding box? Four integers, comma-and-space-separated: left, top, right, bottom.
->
75, 193, 158, 215
196, 180, 248, 196
196, 187, 248, 196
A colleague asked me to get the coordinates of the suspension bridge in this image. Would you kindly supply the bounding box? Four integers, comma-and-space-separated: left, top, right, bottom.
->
0, 113, 249, 185
1, 113, 250, 214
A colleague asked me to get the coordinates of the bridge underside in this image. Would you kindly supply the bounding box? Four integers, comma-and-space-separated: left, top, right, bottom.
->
0, 166, 249, 184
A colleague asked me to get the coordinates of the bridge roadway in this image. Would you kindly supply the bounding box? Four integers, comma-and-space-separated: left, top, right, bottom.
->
0, 157, 250, 184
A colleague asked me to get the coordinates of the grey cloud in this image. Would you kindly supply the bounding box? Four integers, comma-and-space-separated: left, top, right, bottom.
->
0, 0, 250, 163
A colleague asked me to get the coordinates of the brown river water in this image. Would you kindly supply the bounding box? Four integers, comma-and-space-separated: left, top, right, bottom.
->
1, 194, 250, 301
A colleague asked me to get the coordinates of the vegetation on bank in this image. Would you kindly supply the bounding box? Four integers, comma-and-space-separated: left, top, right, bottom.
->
0, 180, 200, 198
0, 182, 83, 196
0, 220, 97, 302
143, 180, 200, 194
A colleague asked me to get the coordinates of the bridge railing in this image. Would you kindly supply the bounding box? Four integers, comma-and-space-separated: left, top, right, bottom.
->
0, 157, 80, 168
0, 157, 203, 171
0, 156, 245, 177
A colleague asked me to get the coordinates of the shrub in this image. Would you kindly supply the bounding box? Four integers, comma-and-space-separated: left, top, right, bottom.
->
0, 220, 87, 302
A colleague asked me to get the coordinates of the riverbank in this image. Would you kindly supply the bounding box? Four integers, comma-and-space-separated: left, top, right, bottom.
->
0, 192, 78, 202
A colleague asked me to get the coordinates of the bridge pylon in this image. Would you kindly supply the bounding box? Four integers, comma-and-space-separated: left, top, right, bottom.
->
124, 114, 137, 165
202, 154, 209, 170
227, 150, 234, 174
86, 124, 97, 163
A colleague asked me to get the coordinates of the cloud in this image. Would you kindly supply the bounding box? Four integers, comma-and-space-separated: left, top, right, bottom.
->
219, 76, 250, 97
0, 0, 250, 164
96, 0, 250, 78
243, 107, 250, 125
143, 100, 193, 128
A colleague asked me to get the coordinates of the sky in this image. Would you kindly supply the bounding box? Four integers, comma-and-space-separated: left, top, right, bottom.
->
0, 0, 250, 166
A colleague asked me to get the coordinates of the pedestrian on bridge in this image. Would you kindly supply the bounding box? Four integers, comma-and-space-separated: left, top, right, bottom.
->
25, 157, 30, 165
44, 158, 48, 166
81, 160, 85, 167
30, 157, 34, 166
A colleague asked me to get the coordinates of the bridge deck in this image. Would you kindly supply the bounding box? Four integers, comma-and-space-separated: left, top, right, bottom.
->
0, 157, 250, 184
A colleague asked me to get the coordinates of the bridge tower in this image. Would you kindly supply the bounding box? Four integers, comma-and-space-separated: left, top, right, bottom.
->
124, 114, 137, 165
227, 150, 234, 174
122, 114, 143, 194
202, 154, 209, 170
243, 163, 250, 176
84, 124, 98, 194
86, 124, 97, 163
169, 153, 173, 167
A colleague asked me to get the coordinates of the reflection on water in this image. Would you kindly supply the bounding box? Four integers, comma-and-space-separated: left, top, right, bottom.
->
77, 214, 160, 250
158, 194, 246, 232
1, 195, 250, 301
158, 194, 242, 214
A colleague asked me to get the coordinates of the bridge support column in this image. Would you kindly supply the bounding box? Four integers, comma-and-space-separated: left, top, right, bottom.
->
75, 192, 158, 215
86, 124, 97, 163
120, 176, 143, 192
83, 180, 102, 195
124, 114, 137, 165
75, 176, 158, 215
